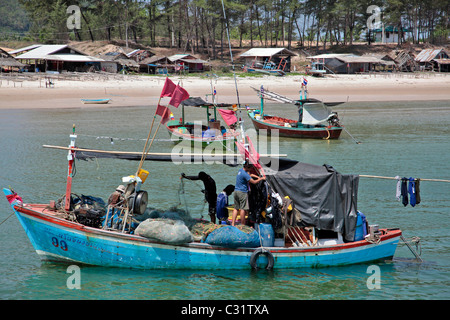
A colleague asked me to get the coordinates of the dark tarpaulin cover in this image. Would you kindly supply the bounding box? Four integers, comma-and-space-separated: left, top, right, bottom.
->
260, 157, 359, 241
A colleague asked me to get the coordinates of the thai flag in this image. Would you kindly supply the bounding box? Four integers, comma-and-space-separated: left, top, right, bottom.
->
213, 87, 216, 95
303, 78, 308, 86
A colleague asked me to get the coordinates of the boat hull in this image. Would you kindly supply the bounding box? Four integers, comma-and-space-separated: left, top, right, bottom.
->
246, 67, 285, 76
81, 99, 110, 104
249, 113, 342, 139
7, 199, 401, 270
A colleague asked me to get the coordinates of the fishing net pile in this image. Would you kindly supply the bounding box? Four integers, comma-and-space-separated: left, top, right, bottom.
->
134, 206, 259, 247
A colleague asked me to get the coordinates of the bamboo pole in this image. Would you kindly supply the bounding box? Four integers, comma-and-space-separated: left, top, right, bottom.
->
136, 96, 163, 176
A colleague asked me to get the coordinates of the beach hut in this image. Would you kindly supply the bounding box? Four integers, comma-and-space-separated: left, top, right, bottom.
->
388, 50, 417, 72
138, 55, 171, 74
12, 44, 103, 73
238, 48, 297, 73
168, 54, 209, 73
97, 52, 139, 73
415, 48, 449, 72
307, 53, 385, 74
0, 48, 26, 72
126, 49, 155, 63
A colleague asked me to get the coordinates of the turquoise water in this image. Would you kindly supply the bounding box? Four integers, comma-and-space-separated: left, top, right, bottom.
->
0, 100, 449, 300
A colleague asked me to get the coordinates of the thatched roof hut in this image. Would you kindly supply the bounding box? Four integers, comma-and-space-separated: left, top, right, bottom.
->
0, 48, 26, 69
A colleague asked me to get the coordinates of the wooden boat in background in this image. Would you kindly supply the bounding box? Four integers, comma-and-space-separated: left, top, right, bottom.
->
81, 98, 111, 104
248, 86, 343, 139
165, 97, 240, 149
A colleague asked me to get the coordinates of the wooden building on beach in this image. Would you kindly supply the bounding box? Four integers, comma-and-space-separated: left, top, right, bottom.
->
138, 55, 171, 74
307, 53, 389, 74
238, 48, 297, 73
168, 54, 209, 73
97, 51, 139, 73
10, 44, 103, 73
415, 48, 449, 72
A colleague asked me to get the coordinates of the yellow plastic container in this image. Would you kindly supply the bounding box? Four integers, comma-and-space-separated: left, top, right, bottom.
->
284, 196, 293, 211
138, 169, 149, 184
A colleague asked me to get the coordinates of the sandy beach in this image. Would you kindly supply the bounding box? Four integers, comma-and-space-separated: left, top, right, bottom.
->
1, 72, 449, 109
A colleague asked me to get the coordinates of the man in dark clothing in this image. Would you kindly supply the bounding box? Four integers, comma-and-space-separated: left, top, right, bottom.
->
216, 184, 235, 223
181, 171, 217, 223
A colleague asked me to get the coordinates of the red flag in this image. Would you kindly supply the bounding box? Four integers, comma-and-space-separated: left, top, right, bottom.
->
160, 77, 176, 98
168, 85, 189, 108
218, 109, 237, 126
156, 104, 170, 124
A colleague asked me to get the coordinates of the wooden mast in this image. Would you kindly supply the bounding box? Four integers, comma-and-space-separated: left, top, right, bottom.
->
64, 124, 77, 211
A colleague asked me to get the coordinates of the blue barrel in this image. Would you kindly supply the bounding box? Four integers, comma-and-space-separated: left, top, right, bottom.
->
354, 211, 367, 241
256, 223, 275, 247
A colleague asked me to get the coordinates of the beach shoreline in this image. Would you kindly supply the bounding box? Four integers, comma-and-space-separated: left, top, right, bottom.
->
1, 73, 449, 109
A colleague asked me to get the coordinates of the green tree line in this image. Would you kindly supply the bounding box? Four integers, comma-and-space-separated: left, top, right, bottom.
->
4, 0, 449, 56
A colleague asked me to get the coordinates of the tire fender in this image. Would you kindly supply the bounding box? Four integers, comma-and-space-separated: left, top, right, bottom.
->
250, 248, 274, 270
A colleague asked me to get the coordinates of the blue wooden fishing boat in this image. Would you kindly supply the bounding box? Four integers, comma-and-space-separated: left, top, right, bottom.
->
2, 126, 403, 270
1, 190, 402, 269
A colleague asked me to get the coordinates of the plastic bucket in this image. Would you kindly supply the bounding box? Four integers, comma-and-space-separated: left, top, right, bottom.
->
256, 223, 275, 247
138, 169, 149, 184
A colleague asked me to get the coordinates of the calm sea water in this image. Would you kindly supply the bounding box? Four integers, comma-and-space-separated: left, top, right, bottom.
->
0, 100, 449, 300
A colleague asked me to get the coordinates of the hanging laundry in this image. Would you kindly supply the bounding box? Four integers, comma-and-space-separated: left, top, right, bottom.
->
408, 177, 416, 207
415, 179, 421, 205
395, 176, 401, 201
401, 178, 409, 207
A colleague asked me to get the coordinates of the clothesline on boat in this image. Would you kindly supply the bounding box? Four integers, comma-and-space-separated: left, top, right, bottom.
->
359, 174, 450, 183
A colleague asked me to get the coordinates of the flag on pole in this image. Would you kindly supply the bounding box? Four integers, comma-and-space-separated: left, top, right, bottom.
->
302, 77, 308, 87
160, 77, 177, 98
155, 104, 170, 124
218, 109, 237, 126
168, 85, 190, 108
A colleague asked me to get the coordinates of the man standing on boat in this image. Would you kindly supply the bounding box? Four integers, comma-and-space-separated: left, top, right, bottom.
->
232, 163, 265, 226
181, 171, 217, 224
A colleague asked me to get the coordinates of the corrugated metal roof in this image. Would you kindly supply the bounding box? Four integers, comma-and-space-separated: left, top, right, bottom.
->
15, 45, 69, 59
179, 58, 208, 64
415, 48, 448, 62
239, 48, 297, 58
307, 53, 351, 59
44, 54, 104, 62
139, 55, 167, 64
336, 55, 383, 63
8, 44, 42, 55
434, 58, 450, 65
14, 44, 102, 63
308, 53, 383, 64
168, 54, 194, 62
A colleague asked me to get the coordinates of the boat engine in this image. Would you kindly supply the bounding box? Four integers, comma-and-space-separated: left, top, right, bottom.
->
129, 190, 148, 215
122, 174, 148, 215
